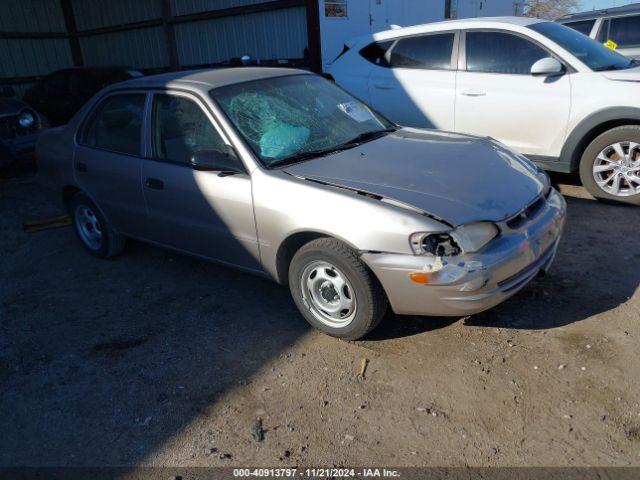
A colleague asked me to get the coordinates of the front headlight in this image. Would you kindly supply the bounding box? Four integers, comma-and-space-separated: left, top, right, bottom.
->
18, 109, 36, 128
410, 222, 499, 256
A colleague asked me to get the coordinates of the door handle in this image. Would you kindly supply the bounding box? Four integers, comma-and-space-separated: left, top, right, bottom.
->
372, 82, 394, 90
460, 89, 487, 97
145, 178, 164, 190
76, 162, 88, 173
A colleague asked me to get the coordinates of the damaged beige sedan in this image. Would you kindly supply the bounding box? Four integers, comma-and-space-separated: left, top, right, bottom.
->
37, 68, 566, 339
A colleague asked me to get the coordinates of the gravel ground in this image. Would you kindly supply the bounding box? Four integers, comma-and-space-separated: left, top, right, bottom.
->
0, 171, 639, 468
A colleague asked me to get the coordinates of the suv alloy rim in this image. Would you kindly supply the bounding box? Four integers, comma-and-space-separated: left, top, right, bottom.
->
300, 261, 357, 327
592, 141, 640, 197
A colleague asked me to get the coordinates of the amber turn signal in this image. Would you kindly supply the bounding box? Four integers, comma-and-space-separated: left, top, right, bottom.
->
409, 272, 434, 284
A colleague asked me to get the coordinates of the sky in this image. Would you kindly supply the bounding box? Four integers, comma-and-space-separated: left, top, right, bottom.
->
580, 0, 638, 11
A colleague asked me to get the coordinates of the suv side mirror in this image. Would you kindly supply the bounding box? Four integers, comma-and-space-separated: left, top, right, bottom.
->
2, 86, 15, 97
531, 57, 565, 77
190, 146, 245, 175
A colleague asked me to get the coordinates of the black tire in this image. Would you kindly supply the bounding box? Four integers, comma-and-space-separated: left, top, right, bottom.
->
288, 237, 387, 340
69, 192, 126, 258
579, 125, 640, 205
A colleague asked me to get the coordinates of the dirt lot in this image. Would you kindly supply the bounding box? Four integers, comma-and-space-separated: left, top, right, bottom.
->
0, 171, 639, 468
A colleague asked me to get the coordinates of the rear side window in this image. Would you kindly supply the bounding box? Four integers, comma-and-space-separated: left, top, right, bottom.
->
360, 41, 393, 66
563, 19, 596, 36
80, 93, 145, 156
466, 31, 549, 75
390, 33, 455, 70
609, 15, 640, 47
152, 94, 226, 164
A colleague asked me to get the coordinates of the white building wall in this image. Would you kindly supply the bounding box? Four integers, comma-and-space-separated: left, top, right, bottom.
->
319, 0, 520, 69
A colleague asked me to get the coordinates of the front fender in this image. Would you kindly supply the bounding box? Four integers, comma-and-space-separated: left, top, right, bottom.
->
252, 170, 448, 281
561, 107, 640, 171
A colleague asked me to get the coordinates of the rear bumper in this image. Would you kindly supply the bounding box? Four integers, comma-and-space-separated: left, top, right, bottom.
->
362, 189, 566, 317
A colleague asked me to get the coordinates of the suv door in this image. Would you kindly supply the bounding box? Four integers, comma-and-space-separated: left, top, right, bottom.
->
142, 91, 260, 271
455, 30, 571, 158
366, 31, 458, 129
75, 92, 148, 237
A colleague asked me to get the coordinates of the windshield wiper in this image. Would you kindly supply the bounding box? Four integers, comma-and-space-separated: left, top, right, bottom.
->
268, 143, 359, 168
341, 127, 398, 147
268, 127, 398, 168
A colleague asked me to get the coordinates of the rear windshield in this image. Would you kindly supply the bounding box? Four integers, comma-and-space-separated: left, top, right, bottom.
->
529, 21, 633, 71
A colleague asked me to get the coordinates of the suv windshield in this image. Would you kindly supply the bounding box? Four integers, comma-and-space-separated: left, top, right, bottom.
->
210, 74, 394, 167
529, 22, 633, 71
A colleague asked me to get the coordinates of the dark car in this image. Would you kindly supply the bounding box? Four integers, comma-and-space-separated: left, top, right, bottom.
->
23, 67, 143, 127
0, 86, 48, 169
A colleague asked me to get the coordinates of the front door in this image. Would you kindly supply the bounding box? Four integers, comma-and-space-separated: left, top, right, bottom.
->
74, 92, 148, 237
455, 30, 571, 157
367, 31, 458, 129
141, 91, 261, 271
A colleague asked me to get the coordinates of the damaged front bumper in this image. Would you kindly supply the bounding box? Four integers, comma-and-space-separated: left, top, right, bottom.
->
361, 188, 567, 317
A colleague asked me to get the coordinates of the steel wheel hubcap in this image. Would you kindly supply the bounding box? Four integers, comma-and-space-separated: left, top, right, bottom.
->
593, 141, 640, 197
75, 205, 102, 250
300, 261, 357, 327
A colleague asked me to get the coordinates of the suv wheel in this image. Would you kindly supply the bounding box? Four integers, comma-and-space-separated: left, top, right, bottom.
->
70, 192, 126, 258
288, 238, 387, 340
579, 126, 640, 205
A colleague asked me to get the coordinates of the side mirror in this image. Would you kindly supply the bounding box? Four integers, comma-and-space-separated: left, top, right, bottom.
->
190, 146, 245, 175
2, 86, 15, 97
531, 57, 565, 77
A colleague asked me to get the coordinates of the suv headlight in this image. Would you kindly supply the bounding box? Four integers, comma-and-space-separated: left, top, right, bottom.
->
410, 222, 499, 256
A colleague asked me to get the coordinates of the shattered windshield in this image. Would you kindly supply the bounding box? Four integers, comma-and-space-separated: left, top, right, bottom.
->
210, 74, 394, 167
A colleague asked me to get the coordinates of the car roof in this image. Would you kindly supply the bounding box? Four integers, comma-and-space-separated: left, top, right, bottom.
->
109, 67, 310, 94
365, 16, 546, 43
558, 2, 640, 21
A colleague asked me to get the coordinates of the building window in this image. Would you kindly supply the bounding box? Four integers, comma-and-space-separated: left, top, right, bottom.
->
325, 0, 347, 18
444, 0, 458, 19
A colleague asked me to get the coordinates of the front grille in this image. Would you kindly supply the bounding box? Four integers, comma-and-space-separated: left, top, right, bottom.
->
506, 195, 546, 230
0, 114, 38, 141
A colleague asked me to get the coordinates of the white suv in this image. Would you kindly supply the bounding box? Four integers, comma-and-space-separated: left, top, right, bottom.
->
327, 17, 640, 204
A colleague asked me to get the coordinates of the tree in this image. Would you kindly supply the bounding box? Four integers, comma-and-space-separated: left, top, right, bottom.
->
523, 0, 579, 20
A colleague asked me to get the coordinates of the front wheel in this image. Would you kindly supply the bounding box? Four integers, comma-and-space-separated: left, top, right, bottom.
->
288, 238, 387, 340
579, 126, 640, 205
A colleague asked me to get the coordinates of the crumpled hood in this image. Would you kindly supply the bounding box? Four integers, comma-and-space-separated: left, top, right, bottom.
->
0, 97, 28, 115
601, 65, 640, 82
284, 128, 544, 227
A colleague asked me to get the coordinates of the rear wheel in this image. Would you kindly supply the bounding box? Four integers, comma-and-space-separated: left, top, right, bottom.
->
288, 238, 387, 340
70, 192, 125, 258
579, 126, 640, 205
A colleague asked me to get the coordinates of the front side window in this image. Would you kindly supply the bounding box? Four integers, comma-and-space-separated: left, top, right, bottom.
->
80, 93, 145, 156
359, 41, 393, 66
390, 33, 455, 70
529, 21, 633, 71
564, 19, 596, 36
466, 31, 548, 74
325, 0, 347, 17
609, 15, 640, 47
211, 75, 393, 167
152, 94, 226, 164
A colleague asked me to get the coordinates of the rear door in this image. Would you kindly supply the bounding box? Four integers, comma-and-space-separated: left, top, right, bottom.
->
366, 31, 458, 129
455, 30, 571, 157
74, 92, 148, 236
141, 90, 260, 271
